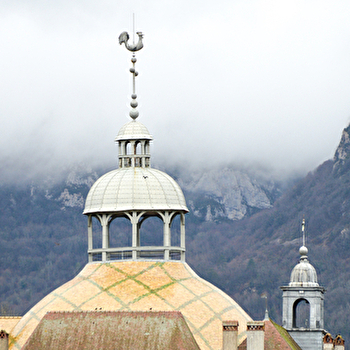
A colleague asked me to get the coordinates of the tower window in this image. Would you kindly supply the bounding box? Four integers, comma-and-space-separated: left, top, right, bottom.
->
293, 298, 310, 328
135, 142, 142, 155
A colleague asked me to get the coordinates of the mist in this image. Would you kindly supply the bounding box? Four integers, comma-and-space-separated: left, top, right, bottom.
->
1, 0, 350, 184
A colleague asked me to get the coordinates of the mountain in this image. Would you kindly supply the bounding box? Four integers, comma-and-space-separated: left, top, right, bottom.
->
189, 124, 350, 348
1, 125, 350, 347
178, 167, 281, 221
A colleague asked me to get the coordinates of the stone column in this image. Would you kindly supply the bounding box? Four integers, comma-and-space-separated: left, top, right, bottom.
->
163, 212, 171, 260
141, 141, 145, 167
180, 213, 186, 261
247, 321, 265, 350
100, 214, 109, 262
131, 212, 138, 260
87, 215, 93, 262
130, 141, 135, 167
222, 320, 238, 350
0, 330, 8, 350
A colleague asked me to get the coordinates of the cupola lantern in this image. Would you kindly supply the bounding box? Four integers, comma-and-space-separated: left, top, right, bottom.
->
83, 31, 188, 263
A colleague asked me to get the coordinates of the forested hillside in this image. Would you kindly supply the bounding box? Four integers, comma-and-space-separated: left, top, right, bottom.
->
191, 124, 350, 346
1, 125, 350, 347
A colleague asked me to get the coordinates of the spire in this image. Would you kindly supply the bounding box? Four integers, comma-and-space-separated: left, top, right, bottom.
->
264, 309, 269, 321
288, 217, 319, 287
299, 218, 308, 261
116, 27, 151, 169
129, 54, 139, 120
118, 22, 144, 121
261, 293, 269, 320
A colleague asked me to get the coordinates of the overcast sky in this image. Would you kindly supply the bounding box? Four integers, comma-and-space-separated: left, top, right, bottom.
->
1, 0, 350, 183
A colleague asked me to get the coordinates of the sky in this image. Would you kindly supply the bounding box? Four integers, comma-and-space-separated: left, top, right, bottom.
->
1, 0, 350, 183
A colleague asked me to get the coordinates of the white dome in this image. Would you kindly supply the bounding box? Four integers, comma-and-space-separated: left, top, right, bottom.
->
289, 259, 319, 287
115, 120, 152, 141
84, 167, 188, 214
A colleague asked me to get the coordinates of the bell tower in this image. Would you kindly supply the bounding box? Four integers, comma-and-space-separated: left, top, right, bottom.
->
280, 219, 326, 350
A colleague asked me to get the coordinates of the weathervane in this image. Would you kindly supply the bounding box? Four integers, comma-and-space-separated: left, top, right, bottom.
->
118, 22, 144, 120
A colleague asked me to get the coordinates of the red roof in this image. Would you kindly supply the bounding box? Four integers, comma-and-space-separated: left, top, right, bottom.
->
238, 320, 302, 350
22, 311, 200, 350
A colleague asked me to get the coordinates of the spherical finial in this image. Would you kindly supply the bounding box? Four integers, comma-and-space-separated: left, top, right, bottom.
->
129, 109, 139, 120
299, 245, 308, 257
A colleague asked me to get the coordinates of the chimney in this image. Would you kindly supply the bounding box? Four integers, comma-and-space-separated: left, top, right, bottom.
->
0, 330, 8, 350
334, 335, 345, 350
323, 333, 333, 350
247, 321, 264, 350
222, 320, 239, 350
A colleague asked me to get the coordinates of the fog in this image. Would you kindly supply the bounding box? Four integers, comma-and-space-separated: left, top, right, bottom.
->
1, 0, 350, 183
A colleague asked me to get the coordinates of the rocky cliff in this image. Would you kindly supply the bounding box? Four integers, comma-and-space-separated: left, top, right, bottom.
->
178, 167, 279, 221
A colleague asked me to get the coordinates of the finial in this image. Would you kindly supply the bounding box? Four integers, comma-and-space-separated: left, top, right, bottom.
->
299, 217, 308, 260
261, 293, 269, 320
118, 23, 144, 120
264, 309, 269, 321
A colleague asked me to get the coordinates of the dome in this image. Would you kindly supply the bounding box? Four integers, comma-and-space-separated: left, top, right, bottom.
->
289, 259, 319, 287
84, 167, 188, 214
115, 120, 152, 141
9, 261, 252, 350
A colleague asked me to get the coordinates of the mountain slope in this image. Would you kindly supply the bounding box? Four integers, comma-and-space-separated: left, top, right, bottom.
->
1, 125, 350, 347
187, 124, 350, 348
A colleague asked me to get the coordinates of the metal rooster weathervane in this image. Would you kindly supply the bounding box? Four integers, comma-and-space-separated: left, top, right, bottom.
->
118, 26, 144, 120
118, 31, 144, 52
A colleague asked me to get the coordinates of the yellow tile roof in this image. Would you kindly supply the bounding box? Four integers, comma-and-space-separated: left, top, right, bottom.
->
9, 261, 252, 350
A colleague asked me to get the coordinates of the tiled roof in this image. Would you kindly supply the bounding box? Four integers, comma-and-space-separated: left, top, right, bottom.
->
21, 311, 200, 350
9, 261, 252, 350
265, 320, 302, 350
238, 319, 302, 350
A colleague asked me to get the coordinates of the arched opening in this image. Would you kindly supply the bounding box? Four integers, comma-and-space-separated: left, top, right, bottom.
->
139, 215, 163, 246
89, 216, 102, 261
170, 213, 182, 260
293, 298, 310, 328
109, 217, 132, 247
170, 214, 181, 247
92, 216, 102, 249
135, 142, 142, 155
108, 216, 133, 260
126, 142, 131, 155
